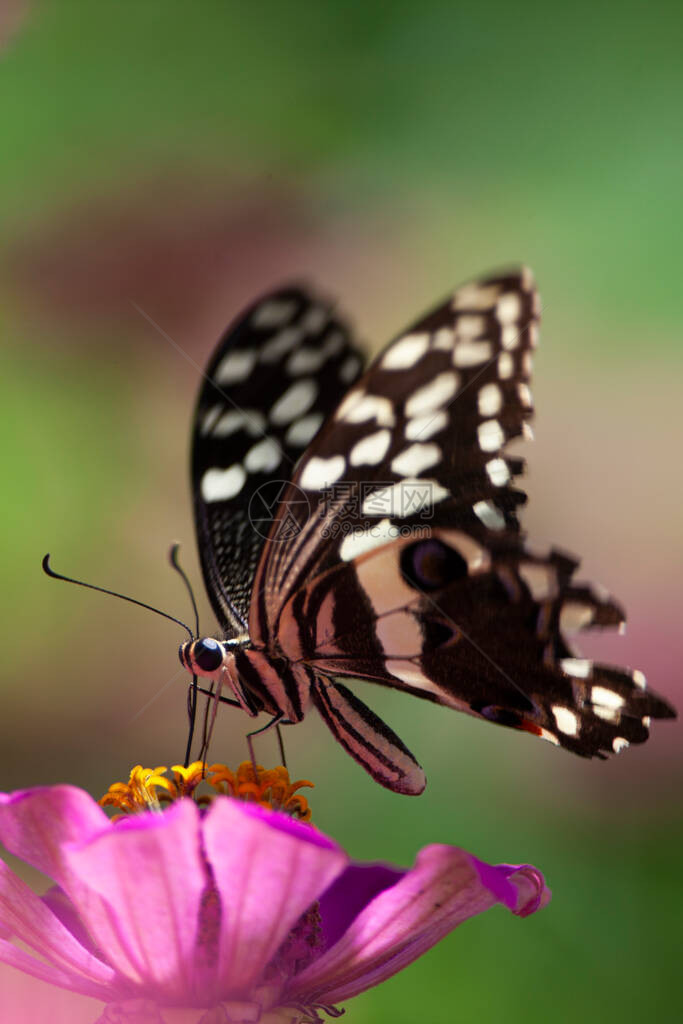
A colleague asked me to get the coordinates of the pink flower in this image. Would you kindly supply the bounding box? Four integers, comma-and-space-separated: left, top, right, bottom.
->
0, 781, 549, 1024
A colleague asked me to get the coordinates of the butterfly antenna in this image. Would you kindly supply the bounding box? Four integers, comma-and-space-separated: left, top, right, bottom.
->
198, 681, 216, 765
42, 554, 194, 639
168, 543, 200, 638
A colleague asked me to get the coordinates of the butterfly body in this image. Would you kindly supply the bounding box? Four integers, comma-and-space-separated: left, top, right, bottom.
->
182, 270, 675, 794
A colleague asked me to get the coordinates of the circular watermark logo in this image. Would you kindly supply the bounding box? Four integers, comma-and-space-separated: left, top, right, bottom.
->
248, 480, 311, 541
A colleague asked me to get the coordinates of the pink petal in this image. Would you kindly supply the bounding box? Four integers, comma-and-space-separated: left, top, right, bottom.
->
42, 885, 100, 954
0, 858, 115, 996
201, 800, 348, 998
317, 863, 405, 950
63, 799, 207, 1003
94, 1000, 165, 1023
493, 863, 552, 917
0, 786, 109, 887
0, 938, 113, 1001
288, 845, 549, 1004
0, 786, 136, 973
95, 1002, 263, 1023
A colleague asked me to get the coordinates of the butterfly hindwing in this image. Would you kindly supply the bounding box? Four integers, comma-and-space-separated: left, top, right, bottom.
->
191, 286, 364, 633
276, 530, 674, 760
310, 676, 426, 794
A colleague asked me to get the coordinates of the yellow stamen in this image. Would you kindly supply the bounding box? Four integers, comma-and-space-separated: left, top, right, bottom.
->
99, 761, 314, 821
208, 762, 314, 820
99, 765, 174, 818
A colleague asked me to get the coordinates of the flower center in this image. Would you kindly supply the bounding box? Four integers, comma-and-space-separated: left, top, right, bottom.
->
99, 761, 314, 820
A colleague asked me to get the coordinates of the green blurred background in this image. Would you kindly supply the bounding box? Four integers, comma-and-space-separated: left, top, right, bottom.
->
1, 2, 682, 1021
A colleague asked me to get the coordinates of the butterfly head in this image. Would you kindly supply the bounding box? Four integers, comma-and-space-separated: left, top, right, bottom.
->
179, 637, 231, 679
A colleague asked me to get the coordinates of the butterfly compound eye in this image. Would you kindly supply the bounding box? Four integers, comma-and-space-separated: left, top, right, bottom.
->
400, 539, 468, 592
193, 638, 224, 673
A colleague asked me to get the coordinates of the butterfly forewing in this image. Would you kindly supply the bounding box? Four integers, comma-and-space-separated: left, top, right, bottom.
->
191, 286, 364, 634
251, 268, 538, 642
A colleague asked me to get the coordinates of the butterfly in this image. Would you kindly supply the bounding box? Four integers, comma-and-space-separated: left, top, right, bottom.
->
178, 267, 675, 794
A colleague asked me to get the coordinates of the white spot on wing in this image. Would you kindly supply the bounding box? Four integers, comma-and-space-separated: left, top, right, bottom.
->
270, 379, 317, 425
260, 326, 304, 363
362, 479, 449, 517
455, 315, 486, 338
405, 410, 448, 441
497, 292, 522, 322
335, 389, 363, 421
560, 658, 592, 679
300, 455, 346, 491
349, 429, 392, 467
501, 325, 521, 350
498, 352, 514, 379
340, 394, 395, 427
299, 305, 328, 333
477, 383, 502, 417
453, 282, 501, 310
244, 438, 282, 474
473, 500, 505, 531
552, 705, 579, 736
382, 333, 430, 370
251, 299, 297, 329
432, 327, 454, 351
200, 405, 223, 435
215, 350, 257, 385
340, 355, 361, 382
613, 737, 629, 753
285, 412, 324, 447
478, 419, 505, 452
286, 347, 327, 375
340, 518, 398, 561
486, 457, 510, 486
391, 443, 441, 477
322, 330, 345, 357
632, 669, 646, 689
517, 383, 533, 407
594, 705, 619, 723
201, 465, 247, 502
454, 340, 493, 367
591, 686, 625, 710
405, 372, 459, 418
212, 409, 266, 438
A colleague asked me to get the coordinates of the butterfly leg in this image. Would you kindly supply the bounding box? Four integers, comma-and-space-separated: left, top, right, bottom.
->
183, 675, 199, 768
193, 684, 242, 708
246, 713, 284, 777
276, 723, 287, 769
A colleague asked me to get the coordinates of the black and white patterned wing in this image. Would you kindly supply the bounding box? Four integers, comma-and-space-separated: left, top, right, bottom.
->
192, 286, 363, 635
250, 268, 674, 791
251, 267, 537, 634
